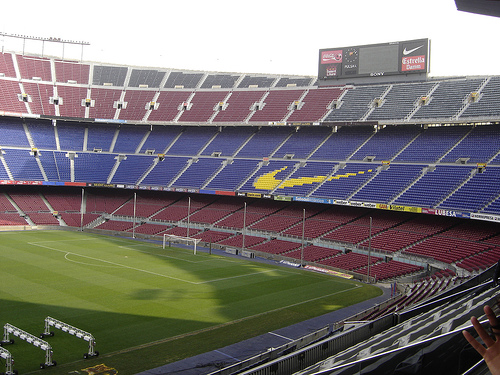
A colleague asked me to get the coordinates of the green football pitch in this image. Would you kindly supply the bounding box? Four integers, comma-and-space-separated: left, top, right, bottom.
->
0, 230, 381, 374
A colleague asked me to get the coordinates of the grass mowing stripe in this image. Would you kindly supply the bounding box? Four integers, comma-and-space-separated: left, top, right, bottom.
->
103, 283, 361, 355
0, 230, 382, 374
29, 240, 200, 285
29, 240, 288, 286
117, 244, 202, 263
64, 252, 122, 268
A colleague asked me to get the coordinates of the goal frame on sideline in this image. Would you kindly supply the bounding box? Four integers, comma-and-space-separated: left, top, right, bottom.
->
162, 233, 201, 255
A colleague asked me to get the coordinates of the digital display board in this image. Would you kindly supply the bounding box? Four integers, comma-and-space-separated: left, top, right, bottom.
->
319, 39, 429, 80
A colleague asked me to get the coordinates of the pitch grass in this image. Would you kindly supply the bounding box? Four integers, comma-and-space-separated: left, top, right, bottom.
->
0, 230, 381, 374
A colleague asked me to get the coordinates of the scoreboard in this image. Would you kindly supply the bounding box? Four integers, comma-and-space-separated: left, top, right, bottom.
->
318, 39, 429, 80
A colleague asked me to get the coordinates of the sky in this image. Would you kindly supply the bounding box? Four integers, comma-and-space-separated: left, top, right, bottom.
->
1, 0, 499, 78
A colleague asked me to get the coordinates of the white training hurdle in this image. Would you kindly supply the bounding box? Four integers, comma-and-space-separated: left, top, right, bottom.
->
41, 316, 98, 359
0, 346, 15, 375
2, 323, 55, 369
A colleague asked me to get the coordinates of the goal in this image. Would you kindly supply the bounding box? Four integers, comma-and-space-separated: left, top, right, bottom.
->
162, 233, 201, 255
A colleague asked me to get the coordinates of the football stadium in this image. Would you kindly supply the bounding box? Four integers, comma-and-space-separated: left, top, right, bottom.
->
0, 1, 500, 374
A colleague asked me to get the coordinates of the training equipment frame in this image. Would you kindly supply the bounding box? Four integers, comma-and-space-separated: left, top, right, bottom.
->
0, 346, 15, 375
1, 323, 55, 369
41, 316, 98, 359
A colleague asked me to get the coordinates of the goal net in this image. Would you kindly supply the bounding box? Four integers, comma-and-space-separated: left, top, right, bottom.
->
162, 233, 201, 255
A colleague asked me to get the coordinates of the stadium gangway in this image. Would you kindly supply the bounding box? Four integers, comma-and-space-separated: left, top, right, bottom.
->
41, 316, 98, 359
0, 346, 15, 375
1, 323, 55, 369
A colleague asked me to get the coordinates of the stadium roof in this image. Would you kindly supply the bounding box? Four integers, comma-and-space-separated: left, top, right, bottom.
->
455, 0, 500, 17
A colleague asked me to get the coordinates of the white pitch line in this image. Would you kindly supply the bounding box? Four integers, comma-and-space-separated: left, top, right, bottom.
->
64, 252, 120, 268
214, 349, 241, 361
199, 285, 363, 336
29, 241, 199, 285
28, 238, 98, 244
106, 283, 362, 357
201, 269, 278, 284
268, 331, 294, 341
28, 241, 287, 286
246, 284, 362, 320
117, 245, 202, 264
28, 239, 360, 289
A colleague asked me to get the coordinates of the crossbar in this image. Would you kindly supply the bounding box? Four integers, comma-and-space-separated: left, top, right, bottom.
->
163, 233, 200, 255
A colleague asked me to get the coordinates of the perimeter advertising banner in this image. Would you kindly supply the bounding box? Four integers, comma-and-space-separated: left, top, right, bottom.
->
319, 39, 429, 80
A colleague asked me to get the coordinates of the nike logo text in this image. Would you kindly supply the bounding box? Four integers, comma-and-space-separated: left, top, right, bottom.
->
403, 45, 424, 55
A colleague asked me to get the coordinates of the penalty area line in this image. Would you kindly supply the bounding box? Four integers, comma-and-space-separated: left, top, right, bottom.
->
29, 241, 280, 286
64, 252, 121, 268
117, 245, 202, 264
199, 269, 278, 284
28, 241, 199, 285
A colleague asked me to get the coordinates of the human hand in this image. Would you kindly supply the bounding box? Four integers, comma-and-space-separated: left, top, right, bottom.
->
463, 305, 500, 375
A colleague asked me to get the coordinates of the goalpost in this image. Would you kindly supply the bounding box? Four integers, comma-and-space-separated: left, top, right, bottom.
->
162, 233, 201, 255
